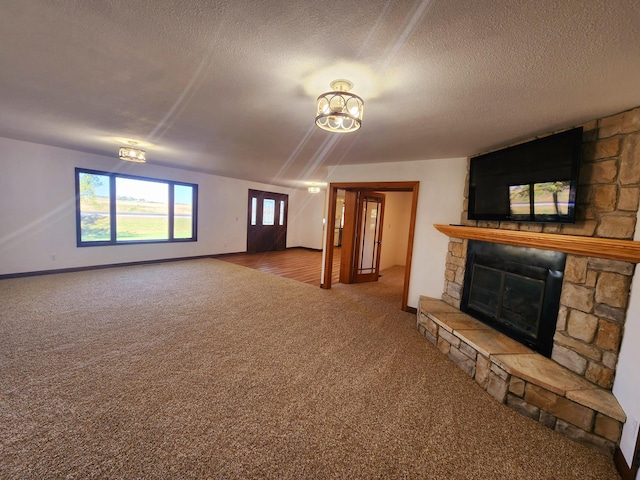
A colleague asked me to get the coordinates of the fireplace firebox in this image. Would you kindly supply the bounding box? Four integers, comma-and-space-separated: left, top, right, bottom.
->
460, 240, 566, 357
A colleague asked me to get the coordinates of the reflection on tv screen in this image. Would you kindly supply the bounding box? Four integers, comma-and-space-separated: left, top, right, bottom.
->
509, 181, 571, 217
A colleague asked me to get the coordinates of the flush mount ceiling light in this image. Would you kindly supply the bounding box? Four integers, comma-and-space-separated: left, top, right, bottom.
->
315, 79, 363, 133
119, 141, 146, 163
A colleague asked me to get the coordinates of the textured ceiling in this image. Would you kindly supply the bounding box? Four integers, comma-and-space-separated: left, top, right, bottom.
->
1, 0, 639, 188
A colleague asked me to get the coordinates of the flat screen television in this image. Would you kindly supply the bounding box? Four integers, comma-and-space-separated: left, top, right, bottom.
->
468, 127, 583, 223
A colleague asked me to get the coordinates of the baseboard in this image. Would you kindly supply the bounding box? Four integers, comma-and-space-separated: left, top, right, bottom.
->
210, 251, 248, 259
0, 254, 220, 280
289, 246, 323, 252
614, 446, 637, 479
405, 306, 417, 314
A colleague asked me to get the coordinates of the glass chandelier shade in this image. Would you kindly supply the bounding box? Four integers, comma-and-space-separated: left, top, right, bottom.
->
119, 142, 146, 163
315, 80, 363, 133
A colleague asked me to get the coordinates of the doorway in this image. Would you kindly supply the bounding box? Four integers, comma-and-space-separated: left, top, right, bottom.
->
247, 189, 288, 253
322, 182, 420, 312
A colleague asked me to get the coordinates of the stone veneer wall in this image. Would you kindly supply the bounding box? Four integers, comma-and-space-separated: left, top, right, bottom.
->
442, 106, 640, 389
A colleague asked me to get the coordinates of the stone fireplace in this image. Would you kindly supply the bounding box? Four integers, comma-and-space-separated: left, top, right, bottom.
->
418, 106, 640, 455
442, 106, 640, 391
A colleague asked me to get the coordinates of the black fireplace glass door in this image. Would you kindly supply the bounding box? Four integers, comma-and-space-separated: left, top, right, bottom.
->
461, 240, 567, 357
501, 273, 545, 340
468, 265, 502, 318
468, 264, 545, 342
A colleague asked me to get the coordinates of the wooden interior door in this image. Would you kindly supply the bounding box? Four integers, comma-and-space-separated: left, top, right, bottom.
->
339, 190, 358, 283
247, 189, 288, 253
340, 191, 385, 283
353, 192, 385, 282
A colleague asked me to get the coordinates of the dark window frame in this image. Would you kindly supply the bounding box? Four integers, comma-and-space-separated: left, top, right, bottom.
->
75, 167, 198, 247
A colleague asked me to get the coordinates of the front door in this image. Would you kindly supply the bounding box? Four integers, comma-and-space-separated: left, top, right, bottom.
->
247, 189, 288, 253
340, 191, 385, 283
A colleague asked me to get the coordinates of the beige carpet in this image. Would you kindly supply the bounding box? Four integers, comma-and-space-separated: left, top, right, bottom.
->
0, 259, 620, 479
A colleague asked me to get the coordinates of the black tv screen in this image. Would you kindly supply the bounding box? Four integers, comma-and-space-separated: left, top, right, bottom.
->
468, 127, 583, 223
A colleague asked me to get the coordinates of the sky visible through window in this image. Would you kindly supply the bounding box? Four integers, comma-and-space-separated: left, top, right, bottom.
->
93, 178, 193, 204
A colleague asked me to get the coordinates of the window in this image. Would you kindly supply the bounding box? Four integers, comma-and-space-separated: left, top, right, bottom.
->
75, 168, 197, 246
262, 199, 275, 226
279, 200, 285, 226
251, 197, 257, 226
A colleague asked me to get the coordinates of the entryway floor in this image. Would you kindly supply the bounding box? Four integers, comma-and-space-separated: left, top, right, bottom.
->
216, 247, 340, 286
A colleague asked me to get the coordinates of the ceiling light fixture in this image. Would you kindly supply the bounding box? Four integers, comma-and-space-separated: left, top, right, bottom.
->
119, 141, 146, 163
315, 79, 363, 133
308, 186, 321, 194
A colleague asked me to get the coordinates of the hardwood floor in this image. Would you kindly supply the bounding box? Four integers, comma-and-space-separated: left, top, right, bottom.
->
216, 247, 341, 286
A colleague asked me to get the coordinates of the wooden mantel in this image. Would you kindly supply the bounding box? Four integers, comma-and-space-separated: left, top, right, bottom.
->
434, 224, 640, 264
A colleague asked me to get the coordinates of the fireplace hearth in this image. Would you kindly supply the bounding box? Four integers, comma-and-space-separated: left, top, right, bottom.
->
460, 240, 566, 357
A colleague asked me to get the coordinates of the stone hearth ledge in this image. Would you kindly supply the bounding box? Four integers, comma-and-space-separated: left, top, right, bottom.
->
417, 296, 626, 455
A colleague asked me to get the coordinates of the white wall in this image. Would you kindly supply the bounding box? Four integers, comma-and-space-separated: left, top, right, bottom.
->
289, 189, 326, 250
326, 157, 468, 309
0, 137, 318, 275
379, 191, 412, 271
613, 213, 640, 475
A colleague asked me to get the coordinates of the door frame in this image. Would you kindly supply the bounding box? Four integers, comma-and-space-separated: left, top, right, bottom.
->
322, 181, 420, 312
